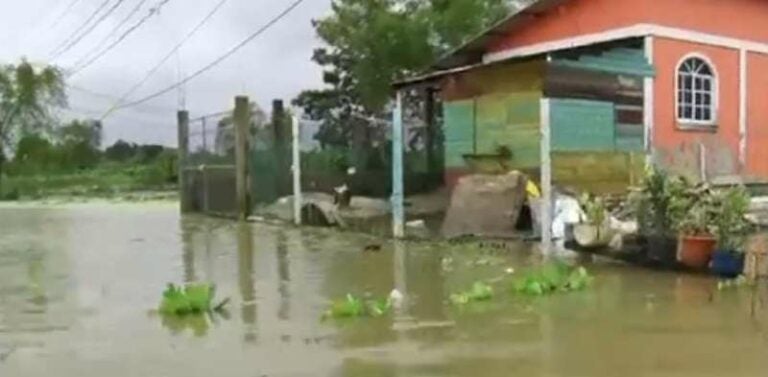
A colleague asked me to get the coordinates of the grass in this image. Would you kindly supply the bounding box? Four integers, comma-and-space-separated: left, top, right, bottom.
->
0, 163, 176, 200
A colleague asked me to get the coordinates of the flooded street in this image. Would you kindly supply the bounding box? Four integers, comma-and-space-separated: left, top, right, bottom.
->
1, 203, 767, 377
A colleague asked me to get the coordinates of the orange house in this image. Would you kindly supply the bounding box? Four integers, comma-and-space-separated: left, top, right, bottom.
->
399, 0, 768, 190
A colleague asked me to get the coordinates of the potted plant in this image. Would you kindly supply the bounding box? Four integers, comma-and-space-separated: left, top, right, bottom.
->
673, 183, 717, 269
629, 168, 679, 266
712, 186, 751, 277
574, 193, 611, 248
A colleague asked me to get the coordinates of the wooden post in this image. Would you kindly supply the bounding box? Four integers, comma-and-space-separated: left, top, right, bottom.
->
392, 91, 405, 238
424, 87, 438, 176
540, 99, 552, 253
177, 110, 191, 213
292, 115, 302, 225
234, 96, 251, 221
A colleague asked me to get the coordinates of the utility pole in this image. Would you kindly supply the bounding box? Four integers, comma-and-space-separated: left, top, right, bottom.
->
177, 110, 191, 213
234, 96, 251, 220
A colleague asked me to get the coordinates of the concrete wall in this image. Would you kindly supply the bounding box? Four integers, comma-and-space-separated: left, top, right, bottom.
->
652, 37, 742, 180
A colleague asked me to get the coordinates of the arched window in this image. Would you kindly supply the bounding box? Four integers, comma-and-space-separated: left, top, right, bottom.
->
677, 56, 717, 125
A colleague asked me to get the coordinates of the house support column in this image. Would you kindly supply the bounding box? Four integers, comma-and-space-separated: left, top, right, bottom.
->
392, 91, 405, 238
643, 36, 655, 167
539, 98, 552, 253
739, 48, 748, 170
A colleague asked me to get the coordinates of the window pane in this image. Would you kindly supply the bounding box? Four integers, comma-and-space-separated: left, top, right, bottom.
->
683, 75, 693, 90
703, 93, 711, 106
703, 107, 712, 121
703, 79, 712, 91
682, 105, 693, 119
695, 106, 703, 120
695, 93, 704, 105
683, 91, 692, 104
695, 77, 704, 91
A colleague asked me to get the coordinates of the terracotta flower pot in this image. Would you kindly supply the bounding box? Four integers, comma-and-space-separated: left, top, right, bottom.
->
679, 234, 716, 269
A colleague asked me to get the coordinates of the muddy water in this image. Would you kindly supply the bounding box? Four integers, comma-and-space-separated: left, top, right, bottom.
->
0, 203, 766, 377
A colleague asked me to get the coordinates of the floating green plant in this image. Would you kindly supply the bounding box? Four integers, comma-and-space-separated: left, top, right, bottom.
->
717, 275, 751, 291
450, 281, 494, 305
323, 294, 393, 319
159, 283, 229, 315
512, 262, 594, 296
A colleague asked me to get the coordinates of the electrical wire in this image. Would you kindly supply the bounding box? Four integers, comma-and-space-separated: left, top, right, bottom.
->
49, 0, 86, 30
103, 0, 307, 119
69, 0, 172, 76
49, 0, 114, 58
71, 0, 151, 69
100, 0, 231, 114
52, 0, 129, 60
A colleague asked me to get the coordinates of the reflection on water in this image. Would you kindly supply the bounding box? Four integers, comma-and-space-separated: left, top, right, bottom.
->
0, 202, 766, 377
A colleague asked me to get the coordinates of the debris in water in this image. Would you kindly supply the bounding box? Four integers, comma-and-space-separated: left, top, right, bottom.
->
389, 289, 404, 309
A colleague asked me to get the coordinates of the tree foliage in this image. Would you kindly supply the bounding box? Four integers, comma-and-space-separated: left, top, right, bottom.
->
294, 0, 519, 148
0, 60, 66, 154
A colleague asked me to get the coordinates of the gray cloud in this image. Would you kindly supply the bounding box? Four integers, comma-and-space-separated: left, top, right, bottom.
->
0, 0, 330, 146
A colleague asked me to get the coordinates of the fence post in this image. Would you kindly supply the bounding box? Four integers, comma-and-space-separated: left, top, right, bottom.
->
234, 96, 251, 221
177, 110, 191, 213
540, 99, 552, 254
292, 116, 303, 225
392, 91, 405, 238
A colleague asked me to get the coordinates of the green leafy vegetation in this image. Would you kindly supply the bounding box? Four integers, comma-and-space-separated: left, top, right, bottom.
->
512, 263, 594, 296
716, 275, 752, 291
159, 283, 229, 316
449, 281, 494, 305
323, 294, 393, 319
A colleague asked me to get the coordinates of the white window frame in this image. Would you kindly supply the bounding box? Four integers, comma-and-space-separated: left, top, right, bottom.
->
675, 53, 719, 127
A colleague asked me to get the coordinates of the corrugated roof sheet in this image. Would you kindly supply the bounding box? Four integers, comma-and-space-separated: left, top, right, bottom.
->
434, 0, 568, 70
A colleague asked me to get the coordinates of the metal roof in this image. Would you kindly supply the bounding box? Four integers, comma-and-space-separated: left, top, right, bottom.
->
434, 0, 568, 70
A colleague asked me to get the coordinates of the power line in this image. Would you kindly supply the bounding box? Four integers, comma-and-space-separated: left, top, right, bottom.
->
101, 0, 231, 116
69, 0, 173, 76
104, 0, 307, 119
49, 0, 114, 58
49, 0, 86, 30
52, 0, 130, 61
68, 85, 176, 113
71, 0, 151, 69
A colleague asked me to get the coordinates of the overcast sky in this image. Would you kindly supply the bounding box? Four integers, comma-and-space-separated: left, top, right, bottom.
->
0, 0, 330, 146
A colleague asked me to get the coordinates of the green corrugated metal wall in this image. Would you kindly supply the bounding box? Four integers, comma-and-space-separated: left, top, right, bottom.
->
550, 99, 615, 151
443, 100, 475, 167
443, 93, 542, 169
549, 98, 644, 152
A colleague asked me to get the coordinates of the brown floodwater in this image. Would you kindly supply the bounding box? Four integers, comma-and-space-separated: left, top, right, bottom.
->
0, 202, 766, 376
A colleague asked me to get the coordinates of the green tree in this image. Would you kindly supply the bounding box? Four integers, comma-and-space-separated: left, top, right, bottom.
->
294, 0, 515, 148
57, 119, 102, 149
0, 60, 66, 187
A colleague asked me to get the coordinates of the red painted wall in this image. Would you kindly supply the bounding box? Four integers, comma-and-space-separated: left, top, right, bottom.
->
652, 38, 741, 178
489, 0, 768, 53
747, 53, 768, 177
